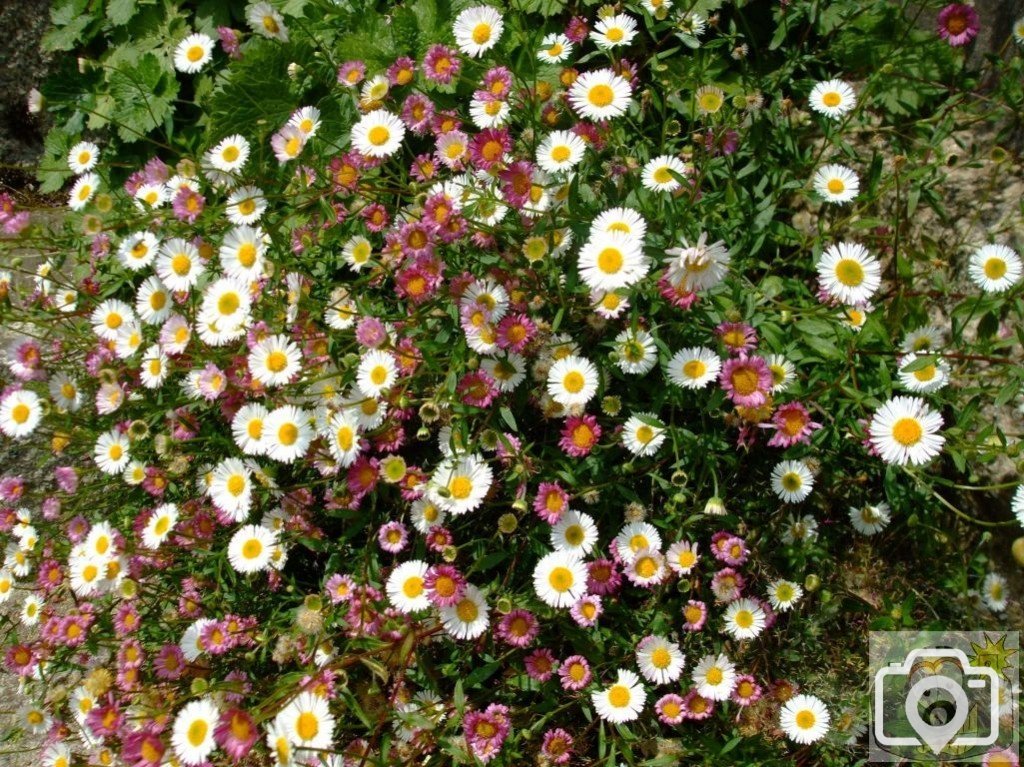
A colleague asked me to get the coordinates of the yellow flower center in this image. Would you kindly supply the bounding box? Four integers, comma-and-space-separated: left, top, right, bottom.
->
984, 258, 1007, 280
187, 719, 208, 747
731, 367, 759, 396
242, 539, 263, 559
651, 647, 671, 668
171, 254, 192, 276
891, 417, 923, 446
706, 667, 723, 685
448, 476, 473, 500
827, 178, 845, 194
597, 247, 623, 274
588, 84, 614, 107
11, 403, 30, 424
226, 474, 246, 496
456, 597, 478, 622
548, 566, 574, 592
635, 425, 655, 444
734, 609, 754, 628
550, 145, 571, 163
266, 350, 288, 373
683, 359, 706, 379
278, 423, 299, 446
187, 45, 205, 62
218, 293, 239, 315
634, 556, 657, 579
822, 91, 841, 107
564, 524, 585, 546
652, 166, 673, 184
370, 365, 388, 385
606, 27, 624, 42
402, 577, 423, 598
608, 685, 631, 707
795, 710, 816, 730
472, 22, 491, 44
296, 712, 319, 741
367, 126, 390, 146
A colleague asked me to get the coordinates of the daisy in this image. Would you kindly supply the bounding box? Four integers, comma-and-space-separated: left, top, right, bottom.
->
771, 459, 814, 503
220, 225, 266, 280
592, 669, 646, 723
695, 85, 725, 114
568, 69, 632, 121
439, 583, 489, 639
692, 652, 736, 701
767, 579, 804, 611
481, 352, 526, 393
591, 14, 638, 49
968, 244, 1022, 293
868, 396, 944, 465
201, 277, 251, 331
277, 692, 334, 750
537, 130, 586, 174
68, 141, 100, 174
172, 698, 219, 765
982, 572, 1009, 612
779, 694, 830, 744
174, 33, 215, 73
156, 238, 205, 293
227, 525, 277, 574
208, 458, 252, 521
809, 79, 856, 119
356, 350, 398, 398
722, 598, 767, 639
249, 335, 302, 388
813, 164, 859, 204
386, 560, 430, 613
537, 33, 573, 64
624, 548, 666, 587
94, 429, 130, 475
550, 511, 599, 556
590, 207, 647, 244
20, 594, 42, 625
849, 502, 891, 535
142, 504, 178, 549
621, 413, 667, 457
897, 353, 950, 393
614, 329, 658, 375
614, 521, 662, 563
636, 635, 685, 684
533, 551, 588, 608
766, 353, 796, 392
117, 231, 159, 270
1012, 486, 1023, 527
469, 97, 510, 129
546, 355, 599, 408
1015, 16, 1024, 44
0, 390, 42, 439
135, 182, 167, 209
351, 110, 406, 158
902, 325, 945, 353
206, 136, 249, 176
248, 2, 288, 42
136, 277, 172, 325
783, 514, 819, 545
271, 125, 306, 163
68, 173, 98, 211
325, 410, 362, 468
453, 5, 504, 57
817, 241, 881, 305
665, 347, 721, 389
666, 540, 699, 575
641, 155, 689, 192
429, 454, 493, 515
226, 185, 266, 224
289, 106, 321, 138
263, 406, 313, 464
341, 235, 373, 271
578, 230, 648, 291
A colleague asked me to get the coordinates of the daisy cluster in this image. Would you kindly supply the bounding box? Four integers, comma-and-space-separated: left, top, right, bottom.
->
0, 1, 1022, 766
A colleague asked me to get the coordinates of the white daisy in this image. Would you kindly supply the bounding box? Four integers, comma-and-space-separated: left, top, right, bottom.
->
386, 560, 431, 613
968, 244, 1022, 293
439, 583, 489, 639
614, 521, 662, 563
771, 459, 814, 503
248, 2, 288, 41
590, 14, 638, 49
536, 130, 586, 174
590, 207, 647, 243
849, 502, 891, 535
453, 5, 504, 57
94, 429, 130, 475
692, 652, 736, 701
174, 33, 215, 73
665, 347, 721, 389
622, 413, 667, 457
578, 230, 648, 291
249, 334, 302, 388
142, 503, 178, 549
592, 669, 646, 723
289, 106, 321, 138
171, 698, 219, 765
767, 353, 796, 392
226, 185, 266, 224
49, 373, 82, 411
480, 352, 526, 392
356, 349, 398, 398
813, 164, 859, 204
68, 173, 98, 211
779, 694, 831, 744
767, 579, 804, 611
722, 598, 767, 640
277, 692, 334, 750
613, 329, 658, 375
428, 454, 493, 515
156, 238, 205, 293
351, 110, 406, 158
537, 33, 573, 64
341, 235, 373, 271
901, 325, 944, 354
897, 353, 949, 394
117, 231, 159, 270
641, 155, 689, 192
868, 396, 944, 466
568, 69, 632, 121
134, 182, 167, 209
550, 510, 599, 556
227, 524, 277, 574
68, 141, 99, 174
0, 390, 42, 439
636, 635, 685, 685
665, 540, 699, 575
232, 403, 270, 456
982, 572, 1009, 612
1012, 485, 1024, 527
469, 96, 510, 129
816, 241, 881, 305
533, 550, 588, 608
135, 277, 172, 325
544, 354, 596, 408
0, 569, 15, 604
20, 594, 43, 626
219, 225, 266, 280
809, 79, 856, 119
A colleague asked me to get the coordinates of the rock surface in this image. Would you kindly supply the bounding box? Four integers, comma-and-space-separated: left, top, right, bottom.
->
0, 1, 52, 185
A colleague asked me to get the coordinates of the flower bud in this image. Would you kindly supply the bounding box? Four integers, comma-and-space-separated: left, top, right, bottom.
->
190, 677, 209, 696
498, 513, 517, 534
1012, 537, 1024, 568
803, 574, 821, 592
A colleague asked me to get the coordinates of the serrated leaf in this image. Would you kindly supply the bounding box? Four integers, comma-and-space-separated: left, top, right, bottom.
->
107, 0, 137, 26
107, 53, 179, 143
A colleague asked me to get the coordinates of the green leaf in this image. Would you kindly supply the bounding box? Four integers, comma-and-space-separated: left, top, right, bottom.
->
499, 406, 517, 432
720, 736, 743, 755
453, 680, 466, 713
107, 53, 179, 143
107, 0, 137, 26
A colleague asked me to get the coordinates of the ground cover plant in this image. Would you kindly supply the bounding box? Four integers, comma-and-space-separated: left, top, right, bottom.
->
1, 0, 1023, 765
